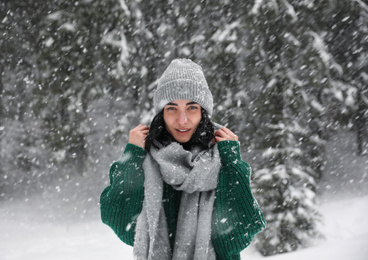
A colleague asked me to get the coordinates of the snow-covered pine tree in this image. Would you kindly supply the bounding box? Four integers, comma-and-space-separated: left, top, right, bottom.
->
253, 77, 321, 255
245, 1, 329, 255
0, 1, 5, 197
0, 1, 47, 199
197, 1, 258, 148
321, 0, 368, 155
202, 4, 244, 128
34, 0, 122, 176
102, 0, 182, 141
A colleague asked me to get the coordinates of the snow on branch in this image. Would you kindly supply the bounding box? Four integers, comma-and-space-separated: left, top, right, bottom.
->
281, 0, 298, 22
353, 0, 368, 12
309, 31, 343, 75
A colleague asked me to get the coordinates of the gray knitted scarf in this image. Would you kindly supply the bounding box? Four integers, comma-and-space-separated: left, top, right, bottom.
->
133, 141, 222, 260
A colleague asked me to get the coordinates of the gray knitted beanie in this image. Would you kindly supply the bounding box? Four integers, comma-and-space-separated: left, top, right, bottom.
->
154, 59, 213, 116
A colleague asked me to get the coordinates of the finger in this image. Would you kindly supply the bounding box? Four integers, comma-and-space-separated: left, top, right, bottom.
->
216, 128, 232, 138
216, 128, 231, 138
215, 128, 238, 141
215, 136, 224, 142
221, 127, 238, 140
132, 126, 149, 135
141, 130, 149, 136
214, 134, 226, 140
214, 129, 221, 137
136, 124, 149, 130
220, 127, 235, 136
215, 128, 226, 136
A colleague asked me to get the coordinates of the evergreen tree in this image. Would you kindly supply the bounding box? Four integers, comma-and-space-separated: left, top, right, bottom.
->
0, 1, 47, 199
0, 1, 5, 197
245, 1, 328, 254
202, 1, 250, 137
102, 0, 172, 142
34, 0, 123, 175
322, 0, 368, 155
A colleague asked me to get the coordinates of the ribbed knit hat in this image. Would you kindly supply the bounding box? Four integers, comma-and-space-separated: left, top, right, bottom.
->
154, 59, 213, 116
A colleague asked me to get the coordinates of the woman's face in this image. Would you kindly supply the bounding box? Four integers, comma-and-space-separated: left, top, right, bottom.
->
163, 99, 202, 143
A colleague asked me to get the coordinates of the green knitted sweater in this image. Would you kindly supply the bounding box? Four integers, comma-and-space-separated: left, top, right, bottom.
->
100, 141, 266, 260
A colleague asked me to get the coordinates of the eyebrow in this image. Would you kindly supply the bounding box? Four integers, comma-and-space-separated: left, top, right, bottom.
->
166, 101, 198, 106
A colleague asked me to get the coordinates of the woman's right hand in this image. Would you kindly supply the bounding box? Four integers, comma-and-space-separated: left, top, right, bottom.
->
128, 124, 150, 148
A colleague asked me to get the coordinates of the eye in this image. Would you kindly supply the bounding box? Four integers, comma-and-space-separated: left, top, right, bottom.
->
188, 106, 199, 111
166, 106, 176, 111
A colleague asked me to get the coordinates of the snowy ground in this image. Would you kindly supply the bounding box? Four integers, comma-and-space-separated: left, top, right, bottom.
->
1, 131, 367, 259
1, 194, 367, 260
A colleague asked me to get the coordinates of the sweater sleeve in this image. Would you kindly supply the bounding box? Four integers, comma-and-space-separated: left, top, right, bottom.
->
212, 141, 266, 260
100, 143, 146, 246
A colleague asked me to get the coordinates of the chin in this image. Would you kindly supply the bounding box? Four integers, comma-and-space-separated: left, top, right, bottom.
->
174, 136, 191, 143
168, 129, 194, 144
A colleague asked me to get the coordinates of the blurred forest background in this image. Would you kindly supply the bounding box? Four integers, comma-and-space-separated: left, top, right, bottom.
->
1, 0, 367, 256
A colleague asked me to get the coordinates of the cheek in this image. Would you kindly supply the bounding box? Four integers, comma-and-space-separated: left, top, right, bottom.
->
163, 112, 174, 129
192, 113, 202, 128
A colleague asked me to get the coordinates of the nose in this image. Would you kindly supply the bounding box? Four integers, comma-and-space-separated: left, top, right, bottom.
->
177, 112, 188, 125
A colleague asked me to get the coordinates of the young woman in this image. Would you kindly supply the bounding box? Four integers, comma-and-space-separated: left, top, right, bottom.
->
100, 59, 266, 260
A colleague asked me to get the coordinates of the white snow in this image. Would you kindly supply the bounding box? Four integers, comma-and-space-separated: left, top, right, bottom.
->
119, 0, 131, 16
45, 37, 55, 47
1, 194, 367, 260
1, 130, 367, 259
353, 0, 368, 12
211, 21, 240, 42
309, 31, 343, 75
282, 0, 297, 22
251, 0, 264, 15
247, 195, 368, 260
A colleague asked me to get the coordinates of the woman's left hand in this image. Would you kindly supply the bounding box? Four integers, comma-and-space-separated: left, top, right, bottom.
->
214, 127, 239, 142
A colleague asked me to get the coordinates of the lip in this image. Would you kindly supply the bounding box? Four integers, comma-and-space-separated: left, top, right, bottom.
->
175, 128, 191, 135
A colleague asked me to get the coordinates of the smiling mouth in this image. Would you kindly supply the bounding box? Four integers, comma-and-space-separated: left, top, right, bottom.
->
176, 129, 190, 133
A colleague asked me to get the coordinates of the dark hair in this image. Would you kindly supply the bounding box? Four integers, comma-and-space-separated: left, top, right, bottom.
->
145, 108, 215, 152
